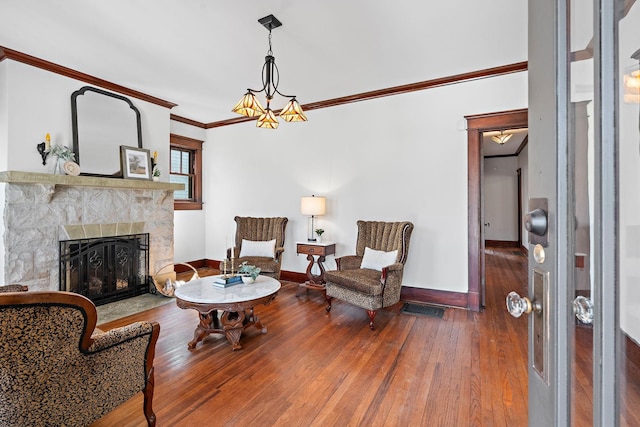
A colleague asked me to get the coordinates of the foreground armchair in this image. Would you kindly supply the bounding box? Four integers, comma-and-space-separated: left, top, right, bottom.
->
227, 216, 289, 279
0, 291, 160, 426
325, 220, 414, 329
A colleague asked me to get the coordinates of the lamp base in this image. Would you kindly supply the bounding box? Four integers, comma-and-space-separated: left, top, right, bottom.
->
307, 238, 317, 242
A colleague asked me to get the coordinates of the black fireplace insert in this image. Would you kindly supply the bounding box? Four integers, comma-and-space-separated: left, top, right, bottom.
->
59, 233, 149, 305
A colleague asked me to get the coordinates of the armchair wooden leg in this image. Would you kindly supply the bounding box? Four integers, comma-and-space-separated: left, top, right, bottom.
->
325, 295, 333, 312
366, 310, 377, 330
143, 367, 156, 427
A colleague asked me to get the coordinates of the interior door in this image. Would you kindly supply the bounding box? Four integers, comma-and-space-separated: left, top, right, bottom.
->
518, 0, 639, 425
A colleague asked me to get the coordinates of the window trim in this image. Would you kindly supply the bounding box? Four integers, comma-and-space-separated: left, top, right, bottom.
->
170, 133, 203, 210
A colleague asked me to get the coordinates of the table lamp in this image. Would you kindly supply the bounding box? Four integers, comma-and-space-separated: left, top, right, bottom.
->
300, 195, 326, 242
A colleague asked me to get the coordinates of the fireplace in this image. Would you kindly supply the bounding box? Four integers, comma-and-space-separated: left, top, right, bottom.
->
1, 172, 182, 294
60, 234, 150, 305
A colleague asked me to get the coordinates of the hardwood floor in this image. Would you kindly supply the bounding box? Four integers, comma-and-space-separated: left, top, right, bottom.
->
92, 249, 530, 426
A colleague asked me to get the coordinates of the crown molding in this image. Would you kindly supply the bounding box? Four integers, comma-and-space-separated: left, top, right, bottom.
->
206, 61, 528, 128
0, 46, 177, 109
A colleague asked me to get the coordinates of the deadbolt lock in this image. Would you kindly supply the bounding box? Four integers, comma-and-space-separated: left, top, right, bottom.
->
526, 198, 549, 247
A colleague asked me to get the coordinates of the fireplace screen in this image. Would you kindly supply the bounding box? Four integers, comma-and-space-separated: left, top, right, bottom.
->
59, 233, 149, 305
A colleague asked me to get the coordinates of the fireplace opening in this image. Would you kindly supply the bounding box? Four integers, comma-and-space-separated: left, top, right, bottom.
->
59, 233, 150, 305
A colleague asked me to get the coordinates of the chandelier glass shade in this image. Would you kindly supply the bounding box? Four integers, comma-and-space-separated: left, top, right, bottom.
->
491, 131, 513, 145
232, 15, 307, 129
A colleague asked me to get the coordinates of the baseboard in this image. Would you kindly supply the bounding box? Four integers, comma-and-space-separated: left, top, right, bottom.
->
185, 259, 470, 310
400, 286, 468, 309
174, 259, 209, 273
626, 334, 640, 369
485, 240, 519, 248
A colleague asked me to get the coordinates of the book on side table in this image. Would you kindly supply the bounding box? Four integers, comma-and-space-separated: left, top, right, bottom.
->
212, 275, 243, 288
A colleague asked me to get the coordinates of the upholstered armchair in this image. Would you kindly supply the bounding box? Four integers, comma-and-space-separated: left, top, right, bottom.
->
324, 220, 414, 329
227, 216, 288, 279
0, 291, 160, 426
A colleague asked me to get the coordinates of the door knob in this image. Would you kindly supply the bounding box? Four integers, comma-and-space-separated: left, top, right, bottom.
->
573, 295, 594, 324
524, 208, 548, 236
506, 291, 542, 318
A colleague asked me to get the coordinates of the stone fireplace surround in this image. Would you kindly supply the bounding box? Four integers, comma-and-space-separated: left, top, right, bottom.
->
0, 171, 183, 291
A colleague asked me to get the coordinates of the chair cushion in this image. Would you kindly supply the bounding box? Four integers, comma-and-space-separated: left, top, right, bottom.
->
360, 247, 398, 271
237, 255, 279, 273
239, 239, 276, 258
325, 268, 383, 296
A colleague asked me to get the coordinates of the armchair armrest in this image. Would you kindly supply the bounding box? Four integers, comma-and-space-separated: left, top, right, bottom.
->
274, 246, 285, 261
383, 262, 404, 273
336, 255, 363, 271
88, 321, 158, 353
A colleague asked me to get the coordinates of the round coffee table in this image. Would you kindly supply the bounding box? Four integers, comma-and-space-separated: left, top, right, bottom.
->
174, 275, 280, 350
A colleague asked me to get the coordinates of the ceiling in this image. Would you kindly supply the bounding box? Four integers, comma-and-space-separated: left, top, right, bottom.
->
0, 1, 528, 124
483, 128, 529, 157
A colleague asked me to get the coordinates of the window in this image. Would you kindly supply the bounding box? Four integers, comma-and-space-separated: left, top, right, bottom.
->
170, 134, 203, 210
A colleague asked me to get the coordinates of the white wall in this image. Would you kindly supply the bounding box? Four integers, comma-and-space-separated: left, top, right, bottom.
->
483, 156, 519, 241
619, 5, 640, 342
205, 72, 528, 293
0, 59, 528, 295
0, 60, 171, 285
2, 60, 170, 173
169, 119, 207, 263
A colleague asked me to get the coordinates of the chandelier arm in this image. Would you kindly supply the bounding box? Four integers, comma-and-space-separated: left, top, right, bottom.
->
274, 90, 297, 99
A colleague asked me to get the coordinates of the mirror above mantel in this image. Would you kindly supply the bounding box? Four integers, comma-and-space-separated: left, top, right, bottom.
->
71, 86, 143, 177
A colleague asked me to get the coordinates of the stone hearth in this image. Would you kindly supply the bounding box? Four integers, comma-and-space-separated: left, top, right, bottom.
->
1, 171, 182, 291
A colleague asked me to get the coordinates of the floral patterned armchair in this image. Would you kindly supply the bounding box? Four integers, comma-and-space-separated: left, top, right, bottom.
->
0, 291, 160, 426
324, 220, 414, 329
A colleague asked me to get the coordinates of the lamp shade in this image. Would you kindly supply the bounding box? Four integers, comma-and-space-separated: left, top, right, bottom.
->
301, 196, 326, 216
256, 109, 279, 129
232, 92, 266, 117
280, 98, 308, 122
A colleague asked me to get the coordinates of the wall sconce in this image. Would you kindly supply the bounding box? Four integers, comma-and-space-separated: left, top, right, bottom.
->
300, 195, 326, 242
36, 133, 51, 165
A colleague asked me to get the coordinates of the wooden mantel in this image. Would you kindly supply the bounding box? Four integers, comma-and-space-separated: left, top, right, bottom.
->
0, 170, 183, 191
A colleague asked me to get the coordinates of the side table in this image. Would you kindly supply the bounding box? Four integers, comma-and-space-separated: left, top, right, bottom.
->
296, 241, 336, 295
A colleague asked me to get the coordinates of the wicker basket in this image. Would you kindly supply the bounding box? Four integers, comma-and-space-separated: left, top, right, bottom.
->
151, 262, 200, 297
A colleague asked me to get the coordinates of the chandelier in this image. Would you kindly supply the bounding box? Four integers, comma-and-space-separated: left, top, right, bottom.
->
491, 130, 513, 145
232, 14, 307, 129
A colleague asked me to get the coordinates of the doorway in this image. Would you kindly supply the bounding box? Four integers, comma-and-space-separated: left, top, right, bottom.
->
465, 109, 528, 311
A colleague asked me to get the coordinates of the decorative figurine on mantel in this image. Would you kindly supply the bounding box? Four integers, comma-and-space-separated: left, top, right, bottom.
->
49, 144, 76, 174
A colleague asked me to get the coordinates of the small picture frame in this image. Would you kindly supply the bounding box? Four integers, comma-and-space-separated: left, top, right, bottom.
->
120, 145, 152, 180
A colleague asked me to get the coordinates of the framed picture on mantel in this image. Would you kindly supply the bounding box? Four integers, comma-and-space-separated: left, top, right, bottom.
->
120, 145, 152, 180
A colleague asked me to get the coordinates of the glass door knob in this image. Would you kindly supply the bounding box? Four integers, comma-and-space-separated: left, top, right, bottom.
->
506, 291, 540, 318
573, 295, 594, 324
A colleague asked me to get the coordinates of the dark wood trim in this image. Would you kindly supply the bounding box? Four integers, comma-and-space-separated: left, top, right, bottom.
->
206, 61, 528, 129
626, 334, 640, 370
517, 168, 523, 248
170, 134, 203, 211
170, 114, 207, 129
485, 240, 520, 248
400, 286, 468, 309
280, 271, 308, 283
515, 135, 529, 155
520, 245, 529, 256
184, 260, 465, 306
466, 109, 528, 312
0, 46, 177, 109
174, 259, 209, 273
484, 154, 519, 159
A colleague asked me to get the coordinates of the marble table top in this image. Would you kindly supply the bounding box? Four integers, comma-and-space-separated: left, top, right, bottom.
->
174, 275, 281, 304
